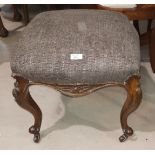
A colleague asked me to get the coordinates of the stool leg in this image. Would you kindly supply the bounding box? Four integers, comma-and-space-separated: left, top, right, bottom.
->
119, 75, 142, 142
12, 76, 42, 143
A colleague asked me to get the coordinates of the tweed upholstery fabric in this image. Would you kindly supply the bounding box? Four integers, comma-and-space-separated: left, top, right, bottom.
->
10, 9, 140, 85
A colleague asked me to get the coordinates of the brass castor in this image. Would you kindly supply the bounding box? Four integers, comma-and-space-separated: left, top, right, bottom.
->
33, 133, 40, 143
119, 127, 133, 142
29, 125, 40, 143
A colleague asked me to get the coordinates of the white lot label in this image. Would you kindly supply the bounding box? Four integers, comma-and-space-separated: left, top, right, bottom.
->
70, 54, 83, 60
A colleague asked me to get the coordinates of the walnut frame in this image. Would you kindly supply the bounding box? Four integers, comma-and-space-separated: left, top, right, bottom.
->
12, 74, 142, 143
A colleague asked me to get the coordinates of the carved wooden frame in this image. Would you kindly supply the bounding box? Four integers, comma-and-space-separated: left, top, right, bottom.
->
12, 74, 142, 143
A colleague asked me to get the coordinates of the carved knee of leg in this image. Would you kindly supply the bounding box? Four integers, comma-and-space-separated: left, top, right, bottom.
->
129, 76, 142, 107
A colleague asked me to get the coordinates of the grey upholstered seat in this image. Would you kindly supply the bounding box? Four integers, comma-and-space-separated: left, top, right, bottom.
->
10, 9, 140, 85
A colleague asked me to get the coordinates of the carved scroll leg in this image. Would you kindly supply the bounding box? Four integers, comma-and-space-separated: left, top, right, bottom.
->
119, 75, 142, 142
12, 76, 42, 143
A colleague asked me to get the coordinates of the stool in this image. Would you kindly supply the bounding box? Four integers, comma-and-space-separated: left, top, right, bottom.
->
10, 10, 142, 143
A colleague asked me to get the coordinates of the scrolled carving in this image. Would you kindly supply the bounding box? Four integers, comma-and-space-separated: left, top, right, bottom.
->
54, 85, 104, 96
12, 81, 20, 100
28, 82, 121, 97
29, 125, 40, 143
29, 125, 40, 134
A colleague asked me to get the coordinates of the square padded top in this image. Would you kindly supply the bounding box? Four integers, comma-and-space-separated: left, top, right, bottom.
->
10, 9, 140, 85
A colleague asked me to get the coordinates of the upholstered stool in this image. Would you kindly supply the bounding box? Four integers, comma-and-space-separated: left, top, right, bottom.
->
10, 10, 142, 143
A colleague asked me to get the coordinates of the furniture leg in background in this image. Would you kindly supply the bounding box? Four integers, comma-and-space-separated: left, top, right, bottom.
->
0, 4, 22, 37
22, 4, 29, 25
133, 20, 140, 35
0, 4, 29, 37
0, 15, 8, 37
12, 4, 22, 21
13, 4, 29, 25
147, 19, 153, 31
150, 27, 155, 73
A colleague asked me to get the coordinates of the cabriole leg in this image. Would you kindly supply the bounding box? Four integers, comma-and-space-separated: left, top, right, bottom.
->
12, 76, 42, 143
119, 75, 142, 142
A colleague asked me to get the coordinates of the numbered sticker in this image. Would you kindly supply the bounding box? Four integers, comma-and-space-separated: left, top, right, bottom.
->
70, 54, 83, 60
